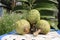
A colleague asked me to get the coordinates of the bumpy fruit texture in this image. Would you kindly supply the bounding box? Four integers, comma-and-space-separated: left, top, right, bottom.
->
36, 20, 50, 34
15, 19, 30, 35
27, 9, 40, 24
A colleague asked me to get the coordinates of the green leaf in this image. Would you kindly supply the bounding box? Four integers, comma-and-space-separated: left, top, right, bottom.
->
34, 3, 58, 12
49, 0, 58, 4
48, 20, 59, 30
17, 0, 28, 2
36, 0, 58, 4
41, 16, 55, 19
14, 6, 24, 10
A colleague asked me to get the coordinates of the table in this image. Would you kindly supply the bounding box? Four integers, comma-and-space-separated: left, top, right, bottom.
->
0, 29, 60, 40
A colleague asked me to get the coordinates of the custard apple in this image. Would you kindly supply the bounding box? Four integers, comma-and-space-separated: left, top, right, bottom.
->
36, 20, 50, 34
27, 9, 40, 24
15, 19, 30, 35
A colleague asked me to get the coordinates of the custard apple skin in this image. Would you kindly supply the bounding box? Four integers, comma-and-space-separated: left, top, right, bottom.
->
36, 20, 50, 34
15, 19, 30, 35
27, 9, 40, 24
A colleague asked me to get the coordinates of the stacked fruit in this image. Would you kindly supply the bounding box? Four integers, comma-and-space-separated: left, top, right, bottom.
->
15, 9, 50, 36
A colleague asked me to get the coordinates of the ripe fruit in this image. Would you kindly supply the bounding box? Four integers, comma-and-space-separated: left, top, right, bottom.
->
15, 19, 30, 35
36, 20, 50, 34
27, 9, 40, 24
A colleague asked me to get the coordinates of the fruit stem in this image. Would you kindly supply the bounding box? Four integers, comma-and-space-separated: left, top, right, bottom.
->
33, 29, 41, 36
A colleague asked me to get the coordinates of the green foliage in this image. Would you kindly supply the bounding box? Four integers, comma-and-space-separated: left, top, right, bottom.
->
17, 0, 28, 2
0, 13, 23, 35
34, 2, 58, 11
48, 19, 59, 30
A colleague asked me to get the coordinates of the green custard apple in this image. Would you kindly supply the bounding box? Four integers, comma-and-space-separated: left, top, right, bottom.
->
15, 19, 30, 35
36, 20, 50, 34
27, 9, 40, 24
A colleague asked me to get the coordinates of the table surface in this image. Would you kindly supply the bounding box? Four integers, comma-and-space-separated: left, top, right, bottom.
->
0, 29, 60, 40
